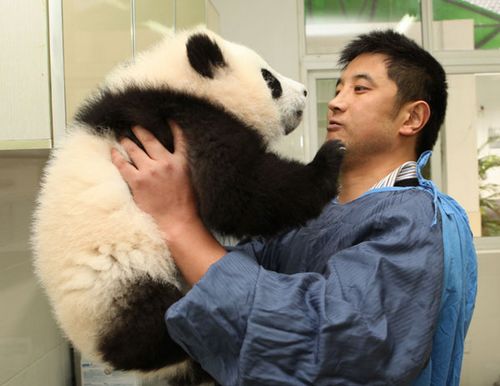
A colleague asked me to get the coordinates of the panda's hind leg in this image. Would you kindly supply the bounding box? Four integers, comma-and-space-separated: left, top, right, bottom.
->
97, 276, 188, 372
167, 360, 215, 386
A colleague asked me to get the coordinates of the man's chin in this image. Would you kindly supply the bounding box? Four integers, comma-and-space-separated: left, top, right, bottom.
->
326, 131, 344, 143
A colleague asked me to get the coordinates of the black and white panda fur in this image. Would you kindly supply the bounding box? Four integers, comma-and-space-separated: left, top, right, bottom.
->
32, 27, 344, 385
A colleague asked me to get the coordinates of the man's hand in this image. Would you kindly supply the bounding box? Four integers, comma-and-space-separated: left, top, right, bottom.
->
110, 123, 197, 241
111, 122, 226, 285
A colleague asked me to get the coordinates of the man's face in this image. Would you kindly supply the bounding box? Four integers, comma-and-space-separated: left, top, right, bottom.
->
326, 53, 405, 163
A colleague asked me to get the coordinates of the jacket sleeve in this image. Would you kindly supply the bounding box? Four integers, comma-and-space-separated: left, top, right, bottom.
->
165, 202, 444, 386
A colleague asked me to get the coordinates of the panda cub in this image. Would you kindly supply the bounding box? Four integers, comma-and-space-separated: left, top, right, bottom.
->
32, 27, 344, 385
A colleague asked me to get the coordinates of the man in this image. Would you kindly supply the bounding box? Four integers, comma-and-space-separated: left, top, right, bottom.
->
111, 30, 477, 385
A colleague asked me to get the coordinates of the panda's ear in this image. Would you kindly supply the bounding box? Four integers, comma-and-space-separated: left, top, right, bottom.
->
186, 33, 226, 78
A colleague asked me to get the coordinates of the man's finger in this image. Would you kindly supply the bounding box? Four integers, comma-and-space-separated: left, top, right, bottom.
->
132, 126, 169, 160
120, 136, 152, 169
111, 148, 138, 182
169, 120, 188, 156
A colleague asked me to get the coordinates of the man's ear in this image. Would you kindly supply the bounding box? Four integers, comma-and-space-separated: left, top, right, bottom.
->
399, 101, 430, 137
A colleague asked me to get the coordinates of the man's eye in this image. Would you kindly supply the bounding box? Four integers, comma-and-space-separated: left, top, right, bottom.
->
354, 85, 368, 92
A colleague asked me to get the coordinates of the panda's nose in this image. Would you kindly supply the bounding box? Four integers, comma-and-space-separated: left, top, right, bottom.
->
303, 89, 308, 97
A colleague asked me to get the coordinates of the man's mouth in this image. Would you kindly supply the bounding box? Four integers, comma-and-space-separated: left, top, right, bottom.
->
327, 120, 343, 131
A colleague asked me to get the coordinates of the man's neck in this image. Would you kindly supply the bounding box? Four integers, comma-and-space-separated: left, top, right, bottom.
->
337, 154, 416, 204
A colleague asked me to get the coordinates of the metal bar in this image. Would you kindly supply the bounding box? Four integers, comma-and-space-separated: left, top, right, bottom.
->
358, 0, 368, 18
474, 23, 500, 28
339, 0, 347, 17
369, 0, 378, 20
130, 0, 136, 58
476, 26, 500, 48
444, 0, 500, 22
47, 0, 67, 147
305, 0, 313, 16
421, 0, 434, 52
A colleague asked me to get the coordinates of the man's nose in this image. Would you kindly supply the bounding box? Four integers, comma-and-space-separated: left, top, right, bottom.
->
327, 93, 346, 113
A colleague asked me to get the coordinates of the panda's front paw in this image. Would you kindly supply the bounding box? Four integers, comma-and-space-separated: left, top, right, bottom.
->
312, 139, 345, 174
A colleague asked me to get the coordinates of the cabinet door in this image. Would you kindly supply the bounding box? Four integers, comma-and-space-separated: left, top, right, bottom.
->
176, 0, 220, 32
135, 0, 175, 52
57, 0, 218, 148
0, 0, 52, 148
62, 0, 134, 125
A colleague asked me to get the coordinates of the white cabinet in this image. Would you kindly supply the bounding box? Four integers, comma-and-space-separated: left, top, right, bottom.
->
0, 0, 52, 149
0, 0, 219, 150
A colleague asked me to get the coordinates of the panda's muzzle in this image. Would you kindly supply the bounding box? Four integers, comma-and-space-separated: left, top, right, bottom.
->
284, 121, 298, 135
280, 86, 306, 135
283, 108, 304, 135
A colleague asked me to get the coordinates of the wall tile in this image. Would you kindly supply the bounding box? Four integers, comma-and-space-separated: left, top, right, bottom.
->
0, 261, 66, 384
0, 153, 70, 385
461, 250, 500, 386
3, 343, 71, 386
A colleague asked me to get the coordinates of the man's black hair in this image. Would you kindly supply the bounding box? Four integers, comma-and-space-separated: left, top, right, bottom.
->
338, 29, 448, 156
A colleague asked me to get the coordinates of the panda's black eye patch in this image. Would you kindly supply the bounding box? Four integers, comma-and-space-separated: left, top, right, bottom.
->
261, 69, 282, 99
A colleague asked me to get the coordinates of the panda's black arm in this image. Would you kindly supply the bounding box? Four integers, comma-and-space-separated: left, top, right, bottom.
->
201, 140, 344, 238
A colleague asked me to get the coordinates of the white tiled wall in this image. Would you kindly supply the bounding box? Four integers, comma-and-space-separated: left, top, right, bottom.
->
461, 249, 500, 386
0, 152, 72, 386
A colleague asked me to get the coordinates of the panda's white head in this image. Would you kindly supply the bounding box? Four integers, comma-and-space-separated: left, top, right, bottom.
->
104, 26, 307, 143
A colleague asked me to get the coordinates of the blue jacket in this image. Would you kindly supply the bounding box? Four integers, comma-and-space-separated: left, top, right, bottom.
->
166, 153, 477, 386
